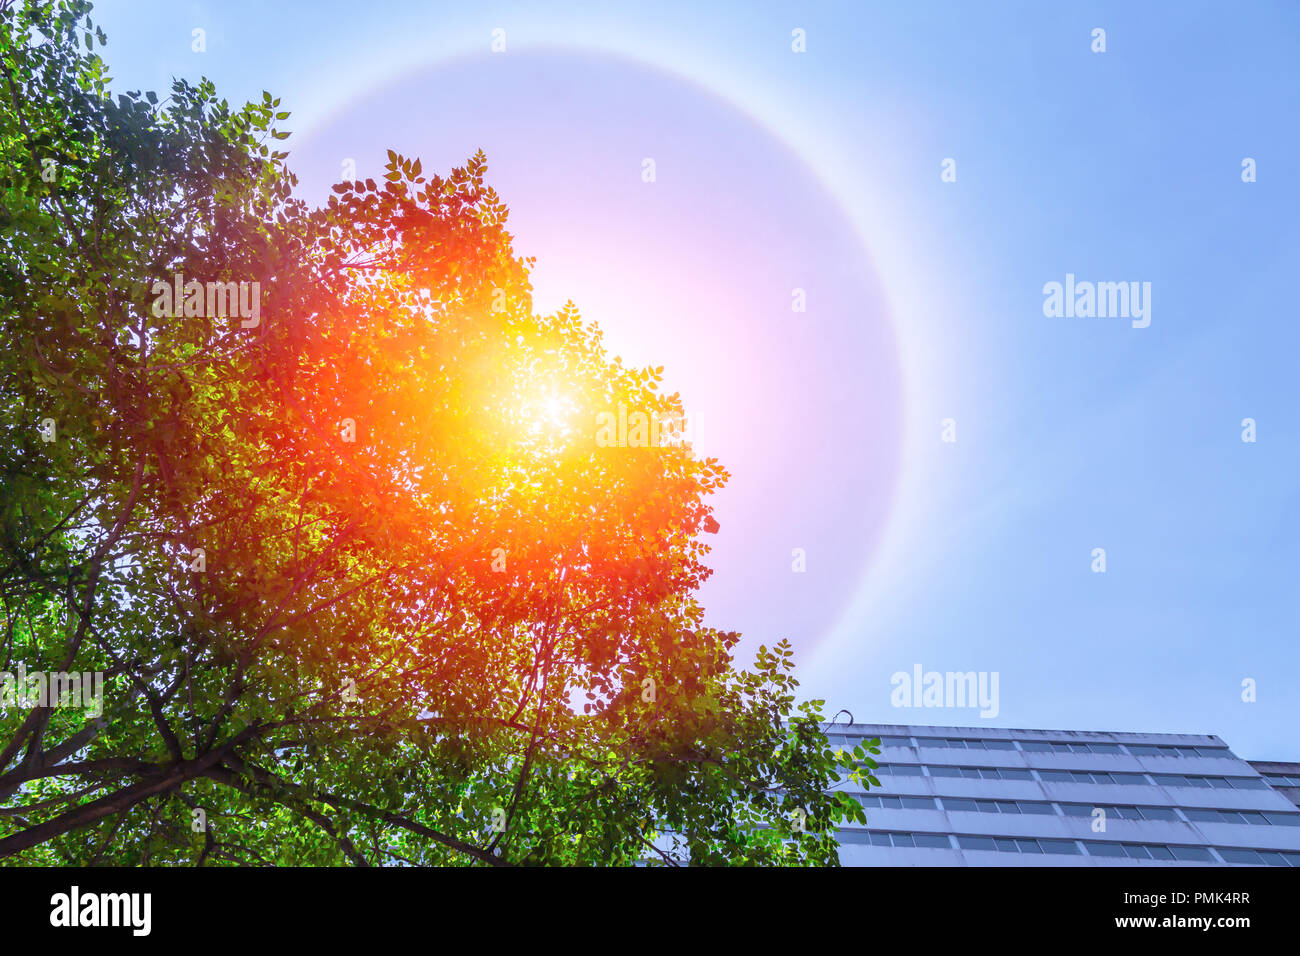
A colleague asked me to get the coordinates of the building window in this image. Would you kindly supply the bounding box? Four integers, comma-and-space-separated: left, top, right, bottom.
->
1169, 846, 1214, 862
913, 833, 951, 848
1084, 841, 1126, 857
1135, 806, 1179, 821
1020, 801, 1056, 814
1038, 839, 1082, 855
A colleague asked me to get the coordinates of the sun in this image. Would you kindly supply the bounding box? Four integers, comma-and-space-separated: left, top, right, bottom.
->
542, 395, 568, 427
517, 388, 579, 441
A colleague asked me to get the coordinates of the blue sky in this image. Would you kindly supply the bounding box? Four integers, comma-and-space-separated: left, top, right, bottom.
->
93, 0, 1299, 758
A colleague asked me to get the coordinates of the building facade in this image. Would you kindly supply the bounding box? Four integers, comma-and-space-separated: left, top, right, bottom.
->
831, 724, 1300, 866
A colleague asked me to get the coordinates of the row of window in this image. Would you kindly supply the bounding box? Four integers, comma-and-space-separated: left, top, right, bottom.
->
1077, 842, 1215, 861
1037, 770, 1149, 785
829, 735, 912, 748
1024, 742, 1230, 758
909, 737, 1018, 751
1082, 842, 1300, 866
1126, 744, 1231, 757
1182, 808, 1300, 827
1263, 773, 1300, 786
1149, 773, 1268, 790
957, 835, 1084, 855
1060, 803, 1178, 821
856, 794, 938, 810
1021, 741, 1123, 754
880, 764, 1034, 780
834, 735, 1233, 759
875, 763, 1270, 790
840, 829, 954, 849
853, 794, 1300, 826
1219, 847, 1300, 866
943, 798, 1055, 815
843, 830, 1300, 865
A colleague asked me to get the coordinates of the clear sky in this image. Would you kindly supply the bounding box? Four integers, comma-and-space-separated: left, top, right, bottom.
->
91, 0, 1299, 759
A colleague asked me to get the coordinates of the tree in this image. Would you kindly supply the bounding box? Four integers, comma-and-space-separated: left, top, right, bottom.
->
0, 0, 875, 866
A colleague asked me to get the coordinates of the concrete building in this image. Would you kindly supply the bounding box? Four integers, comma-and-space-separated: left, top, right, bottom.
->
830, 724, 1300, 866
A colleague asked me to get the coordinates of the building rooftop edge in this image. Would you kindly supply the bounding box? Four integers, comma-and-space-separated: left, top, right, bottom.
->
809, 722, 1226, 745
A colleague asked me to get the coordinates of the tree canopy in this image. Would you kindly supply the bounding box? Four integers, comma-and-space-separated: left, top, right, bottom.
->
0, 0, 876, 866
